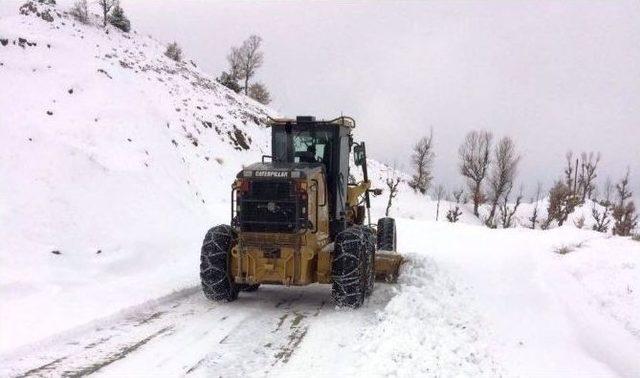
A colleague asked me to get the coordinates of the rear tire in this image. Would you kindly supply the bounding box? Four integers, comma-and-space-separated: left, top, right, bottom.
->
332, 226, 374, 308
377, 217, 397, 251
200, 225, 239, 302
362, 226, 376, 296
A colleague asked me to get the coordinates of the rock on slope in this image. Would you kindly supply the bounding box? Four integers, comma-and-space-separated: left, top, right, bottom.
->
0, 0, 274, 352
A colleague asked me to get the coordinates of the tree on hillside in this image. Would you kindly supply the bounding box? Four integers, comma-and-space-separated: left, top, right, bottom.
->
600, 177, 613, 207
217, 72, 242, 93
433, 184, 446, 221
543, 181, 579, 228
592, 178, 613, 233
458, 130, 492, 216
498, 185, 523, 228
577, 151, 600, 202
248, 82, 271, 105
97, 0, 115, 27
528, 182, 543, 229
612, 170, 638, 236
408, 131, 435, 194
227, 35, 264, 95
70, 0, 89, 24
108, 3, 130, 32
564, 151, 577, 192
591, 204, 611, 233
385, 176, 401, 217
165, 42, 182, 62
446, 189, 464, 223
486, 136, 520, 227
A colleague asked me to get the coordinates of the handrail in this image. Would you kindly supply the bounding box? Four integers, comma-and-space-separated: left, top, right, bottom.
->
310, 179, 320, 234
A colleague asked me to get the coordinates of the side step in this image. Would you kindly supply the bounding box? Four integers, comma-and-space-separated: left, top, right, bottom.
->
374, 250, 405, 283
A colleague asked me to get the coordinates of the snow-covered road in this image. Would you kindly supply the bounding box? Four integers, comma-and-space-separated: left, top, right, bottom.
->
0, 253, 498, 377
1, 220, 639, 377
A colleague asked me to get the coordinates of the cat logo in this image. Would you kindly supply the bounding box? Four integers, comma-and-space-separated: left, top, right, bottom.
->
254, 170, 289, 178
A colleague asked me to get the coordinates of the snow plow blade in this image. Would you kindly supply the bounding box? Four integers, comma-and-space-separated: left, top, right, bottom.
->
374, 251, 405, 283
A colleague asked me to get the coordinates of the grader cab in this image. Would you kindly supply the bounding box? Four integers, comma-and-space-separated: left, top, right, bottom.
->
200, 116, 403, 308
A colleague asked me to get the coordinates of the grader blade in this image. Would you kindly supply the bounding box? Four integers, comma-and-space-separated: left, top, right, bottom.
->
374, 251, 405, 283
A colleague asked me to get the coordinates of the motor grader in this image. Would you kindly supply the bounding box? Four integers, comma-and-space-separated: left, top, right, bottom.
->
200, 116, 402, 308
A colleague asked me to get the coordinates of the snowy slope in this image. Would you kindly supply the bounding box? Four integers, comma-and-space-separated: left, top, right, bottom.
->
0, 0, 273, 352
1, 2, 640, 377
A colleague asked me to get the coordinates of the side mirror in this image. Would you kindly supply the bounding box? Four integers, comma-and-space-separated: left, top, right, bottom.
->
353, 144, 365, 166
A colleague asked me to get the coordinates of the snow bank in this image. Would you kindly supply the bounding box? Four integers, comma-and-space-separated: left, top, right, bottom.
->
399, 219, 640, 376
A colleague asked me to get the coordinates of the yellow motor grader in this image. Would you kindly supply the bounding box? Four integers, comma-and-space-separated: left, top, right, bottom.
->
200, 116, 403, 308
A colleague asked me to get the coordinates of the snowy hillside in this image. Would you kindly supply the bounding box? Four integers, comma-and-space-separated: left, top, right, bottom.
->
0, 0, 274, 352
1, 2, 639, 377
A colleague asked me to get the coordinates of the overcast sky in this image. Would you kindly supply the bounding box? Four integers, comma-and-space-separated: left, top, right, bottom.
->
5, 0, 640, 197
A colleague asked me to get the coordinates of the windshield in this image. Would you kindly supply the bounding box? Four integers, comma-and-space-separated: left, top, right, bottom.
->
273, 128, 332, 166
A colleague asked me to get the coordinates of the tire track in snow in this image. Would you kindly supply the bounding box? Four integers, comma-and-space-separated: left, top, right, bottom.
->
0, 286, 337, 377
1, 256, 498, 377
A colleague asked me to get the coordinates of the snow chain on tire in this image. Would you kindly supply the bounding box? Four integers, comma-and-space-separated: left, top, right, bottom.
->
332, 226, 375, 308
200, 225, 239, 302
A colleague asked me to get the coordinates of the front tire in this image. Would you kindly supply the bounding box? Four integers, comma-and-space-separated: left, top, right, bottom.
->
332, 226, 374, 308
200, 225, 238, 302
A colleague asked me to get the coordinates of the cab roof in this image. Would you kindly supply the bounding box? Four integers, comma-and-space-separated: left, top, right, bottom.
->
268, 116, 355, 129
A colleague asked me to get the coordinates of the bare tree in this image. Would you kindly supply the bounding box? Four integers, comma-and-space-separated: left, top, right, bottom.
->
248, 82, 271, 105
459, 130, 492, 216
452, 188, 465, 204
614, 170, 633, 208
446, 189, 464, 223
591, 204, 611, 233
612, 170, 638, 236
70, 0, 89, 24
228, 35, 264, 95
433, 184, 446, 221
564, 151, 575, 190
577, 152, 601, 202
529, 182, 543, 229
600, 177, 613, 207
97, 0, 115, 27
499, 185, 523, 228
486, 136, 520, 227
384, 177, 401, 217
408, 131, 435, 194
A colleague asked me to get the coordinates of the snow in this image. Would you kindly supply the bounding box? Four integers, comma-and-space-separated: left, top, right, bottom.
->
1, 2, 640, 377
0, 0, 273, 353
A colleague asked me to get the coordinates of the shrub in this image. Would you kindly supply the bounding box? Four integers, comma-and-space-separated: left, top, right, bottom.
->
70, 0, 88, 24
544, 181, 579, 227
108, 4, 130, 32
554, 245, 574, 255
164, 41, 182, 62
446, 206, 462, 223
217, 71, 241, 93
248, 82, 271, 104
591, 205, 611, 233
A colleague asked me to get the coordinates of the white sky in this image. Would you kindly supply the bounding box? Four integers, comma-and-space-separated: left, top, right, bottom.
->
4, 0, 640, 198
